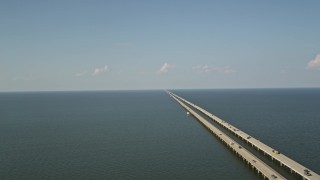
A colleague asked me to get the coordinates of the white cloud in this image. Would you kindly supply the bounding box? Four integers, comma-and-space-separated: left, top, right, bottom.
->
158, 63, 174, 74
307, 54, 320, 70
192, 65, 211, 73
222, 66, 236, 74
192, 65, 235, 74
92, 65, 109, 76
74, 71, 87, 77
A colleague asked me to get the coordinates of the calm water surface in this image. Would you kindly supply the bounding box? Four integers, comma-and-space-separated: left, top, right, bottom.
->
1, 89, 319, 179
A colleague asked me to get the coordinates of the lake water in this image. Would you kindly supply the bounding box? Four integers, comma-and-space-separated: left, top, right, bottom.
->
1, 89, 319, 179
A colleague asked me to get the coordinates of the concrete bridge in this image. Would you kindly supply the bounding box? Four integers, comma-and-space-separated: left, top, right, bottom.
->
168, 92, 285, 179
167, 90, 320, 180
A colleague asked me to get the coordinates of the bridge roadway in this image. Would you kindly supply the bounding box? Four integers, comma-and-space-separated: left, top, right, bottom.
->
168, 92, 285, 180
168, 91, 320, 180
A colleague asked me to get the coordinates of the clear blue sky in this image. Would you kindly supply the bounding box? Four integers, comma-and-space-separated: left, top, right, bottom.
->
1, 0, 320, 91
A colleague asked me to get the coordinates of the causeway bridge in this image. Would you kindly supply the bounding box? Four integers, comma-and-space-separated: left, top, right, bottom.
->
167, 91, 320, 180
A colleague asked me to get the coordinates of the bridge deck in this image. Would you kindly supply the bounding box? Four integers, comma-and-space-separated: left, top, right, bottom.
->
168, 93, 285, 180
168, 91, 320, 180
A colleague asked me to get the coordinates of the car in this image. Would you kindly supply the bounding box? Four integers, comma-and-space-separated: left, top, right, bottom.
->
272, 150, 280, 154
239, 146, 242, 149
247, 136, 251, 139
304, 172, 312, 176
304, 170, 312, 176
271, 174, 277, 179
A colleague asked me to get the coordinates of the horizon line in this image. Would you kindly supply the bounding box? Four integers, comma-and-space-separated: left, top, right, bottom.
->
1, 87, 320, 93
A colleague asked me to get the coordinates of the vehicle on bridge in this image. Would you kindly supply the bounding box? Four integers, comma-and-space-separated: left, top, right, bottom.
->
272, 149, 280, 154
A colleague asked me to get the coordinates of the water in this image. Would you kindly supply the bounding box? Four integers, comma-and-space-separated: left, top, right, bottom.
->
0, 89, 319, 179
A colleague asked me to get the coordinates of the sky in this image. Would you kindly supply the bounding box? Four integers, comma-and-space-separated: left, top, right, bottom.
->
1, 0, 320, 91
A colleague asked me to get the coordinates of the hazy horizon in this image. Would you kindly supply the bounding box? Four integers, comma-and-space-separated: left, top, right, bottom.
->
1, 87, 320, 93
